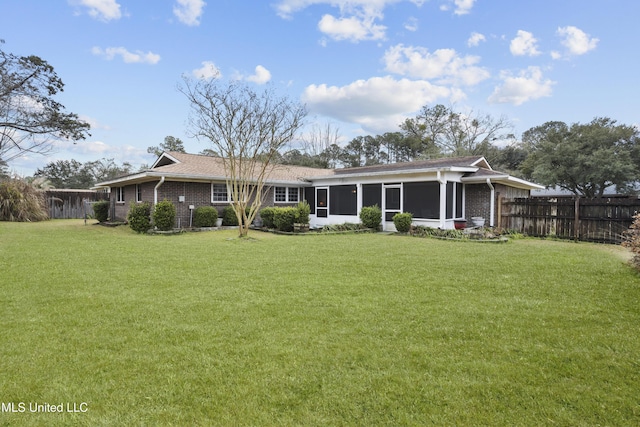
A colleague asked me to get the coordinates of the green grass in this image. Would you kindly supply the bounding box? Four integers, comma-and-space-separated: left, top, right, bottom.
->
1, 220, 639, 426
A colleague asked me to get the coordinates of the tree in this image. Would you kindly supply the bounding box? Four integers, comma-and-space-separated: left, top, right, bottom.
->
521, 118, 640, 197
299, 121, 341, 168
147, 136, 186, 157
0, 43, 90, 163
34, 159, 94, 189
400, 104, 512, 158
180, 78, 306, 237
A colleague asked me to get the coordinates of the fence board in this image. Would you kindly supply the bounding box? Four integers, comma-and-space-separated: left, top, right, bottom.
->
500, 196, 640, 244
44, 190, 109, 219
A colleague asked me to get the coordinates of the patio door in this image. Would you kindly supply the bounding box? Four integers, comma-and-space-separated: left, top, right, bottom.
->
316, 187, 328, 218
384, 185, 401, 221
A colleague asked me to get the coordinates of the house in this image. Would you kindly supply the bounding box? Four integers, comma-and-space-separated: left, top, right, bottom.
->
94, 151, 543, 230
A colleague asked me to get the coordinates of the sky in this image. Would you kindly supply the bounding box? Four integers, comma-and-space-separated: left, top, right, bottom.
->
2, 0, 638, 176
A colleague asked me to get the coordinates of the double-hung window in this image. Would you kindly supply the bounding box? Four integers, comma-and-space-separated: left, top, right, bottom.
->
274, 187, 299, 203
136, 184, 142, 202
116, 187, 125, 203
212, 183, 229, 202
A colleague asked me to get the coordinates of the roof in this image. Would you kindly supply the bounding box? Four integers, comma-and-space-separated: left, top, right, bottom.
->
94, 151, 542, 191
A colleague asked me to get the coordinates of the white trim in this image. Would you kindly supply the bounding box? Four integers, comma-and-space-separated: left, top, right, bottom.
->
115, 187, 125, 203
274, 186, 300, 203
211, 182, 230, 203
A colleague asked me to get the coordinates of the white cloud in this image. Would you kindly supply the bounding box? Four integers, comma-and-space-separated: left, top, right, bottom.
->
404, 17, 418, 32
173, 0, 206, 26
488, 66, 555, 106
555, 26, 598, 57
318, 14, 386, 42
510, 30, 541, 56
302, 76, 451, 132
440, 0, 476, 15
246, 65, 272, 84
192, 61, 221, 80
383, 44, 490, 86
467, 32, 486, 47
69, 0, 122, 21
92, 47, 161, 64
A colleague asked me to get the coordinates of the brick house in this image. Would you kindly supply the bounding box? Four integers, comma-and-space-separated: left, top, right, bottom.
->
95, 151, 542, 230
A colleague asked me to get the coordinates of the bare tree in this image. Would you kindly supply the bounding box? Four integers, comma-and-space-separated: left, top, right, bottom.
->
300, 121, 340, 159
180, 77, 306, 237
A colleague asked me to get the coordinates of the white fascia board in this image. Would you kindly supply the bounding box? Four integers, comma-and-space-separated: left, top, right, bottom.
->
307, 166, 477, 182
461, 174, 545, 190
150, 152, 181, 169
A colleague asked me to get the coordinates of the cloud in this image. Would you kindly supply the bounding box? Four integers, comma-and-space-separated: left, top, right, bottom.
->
192, 61, 221, 80
404, 17, 418, 32
510, 30, 541, 56
246, 65, 272, 84
69, 0, 122, 21
440, 0, 476, 15
92, 47, 161, 64
555, 26, 598, 57
467, 32, 486, 47
488, 66, 555, 106
302, 76, 451, 132
318, 14, 386, 42
383, 44, 490, 86
173, 0, 206, 26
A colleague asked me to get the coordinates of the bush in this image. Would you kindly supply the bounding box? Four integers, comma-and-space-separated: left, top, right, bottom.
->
153, 199, 176, 231
128, 202, 152, 233
222, 205, 238, 226
93, 200, 110, 222
359, 205, 382, 230
392, 212, 413, 233
260, 207, 276, 228
295, 201, 311, 224
622, 213, 640, 271
193, 206, 218, 227
273, 207, 297, 232
0, 179, 48, 222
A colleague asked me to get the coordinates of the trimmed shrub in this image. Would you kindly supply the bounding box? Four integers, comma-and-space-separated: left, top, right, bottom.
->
222, 205, 238, 226
0, 179, 48, 222
273, 207, 297, 232
128, 202, 152, 233
295, 201, 311, 224
260, 207, 276, 228
392, 212, 413, 233
153, 199, 176, 231
622, 213, 640, 271
193, 206, 218, 227
93, 200, 110, 222
359, 205, 382, 230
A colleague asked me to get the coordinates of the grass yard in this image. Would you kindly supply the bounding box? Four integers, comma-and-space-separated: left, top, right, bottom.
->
1, 220, 639, 426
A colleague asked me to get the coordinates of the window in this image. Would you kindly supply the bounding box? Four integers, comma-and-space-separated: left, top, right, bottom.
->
116, 187, 125, 203
136, 184, 142, 202
212, 183, 228, 202
362, 184, 382, 208
404, 181, 440, 219
274, 187, 300, 203
304, 187, 315, 214
329, 185, 357, 216
455, 183, 463, 218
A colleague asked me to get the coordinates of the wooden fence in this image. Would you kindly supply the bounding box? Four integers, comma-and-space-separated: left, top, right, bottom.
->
45, 189, 109, 219
499, 196, 640, 244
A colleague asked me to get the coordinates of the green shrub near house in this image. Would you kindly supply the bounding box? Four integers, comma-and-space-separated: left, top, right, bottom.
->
359, 205, 382, 230
273, 206, 297, 232
93, 200, 110, 223
259, 207, 276, 228
393, 212, 413, 233
153, 200, 176, 231
128, 202, 152, 233
193, 206, 218, 228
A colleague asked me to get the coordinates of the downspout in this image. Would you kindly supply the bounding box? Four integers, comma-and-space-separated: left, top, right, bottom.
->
486, 178, 495, 227
154, 176, 165, 205
437, 171, 446, 229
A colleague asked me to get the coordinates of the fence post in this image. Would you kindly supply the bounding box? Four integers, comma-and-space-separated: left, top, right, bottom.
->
574, 197, 580, 241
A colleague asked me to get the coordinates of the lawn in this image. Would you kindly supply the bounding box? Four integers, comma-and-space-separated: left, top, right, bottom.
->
1, 220, 639, 426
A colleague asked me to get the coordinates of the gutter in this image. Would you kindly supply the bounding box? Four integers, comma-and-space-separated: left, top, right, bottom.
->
487, 178, 495, 227
154, 176, 165, 205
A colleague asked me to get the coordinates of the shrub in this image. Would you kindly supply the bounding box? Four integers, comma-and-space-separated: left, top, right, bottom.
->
193, 206, 218, 227
153, 199, 176, 231
295, 201, 311, 224
128, 202, 151, 233
260, 207, 276, 228
0, 179, 48, 222
392, 212, 413, 233
222, 205, 238, 226
93, 200, 110, 222
622, 213, 640, 271
273, 207, 297, 232
359, 205, 382, 230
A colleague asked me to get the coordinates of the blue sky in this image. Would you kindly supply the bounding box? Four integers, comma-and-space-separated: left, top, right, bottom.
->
3, 0, 637, 175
